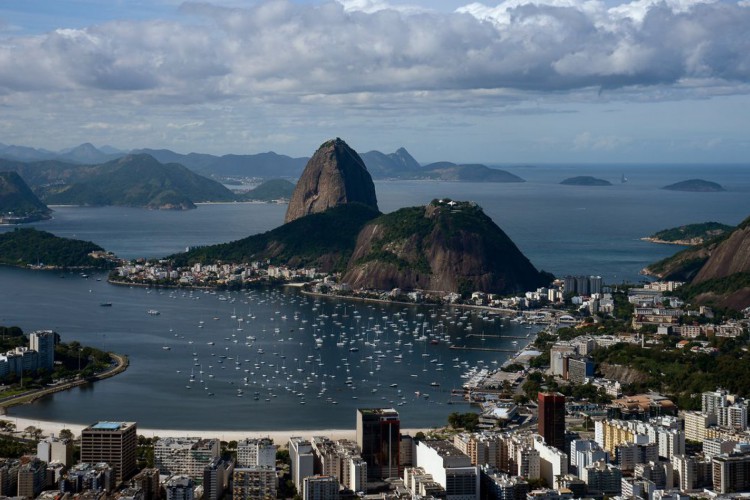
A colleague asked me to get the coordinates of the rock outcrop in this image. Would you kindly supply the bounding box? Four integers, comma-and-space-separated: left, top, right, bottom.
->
693, 218, 750, 284
285, 138, 378, 223
342, 200, 551, 294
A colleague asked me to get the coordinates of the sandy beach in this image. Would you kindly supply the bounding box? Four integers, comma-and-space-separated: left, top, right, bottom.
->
4, 415, 433, 446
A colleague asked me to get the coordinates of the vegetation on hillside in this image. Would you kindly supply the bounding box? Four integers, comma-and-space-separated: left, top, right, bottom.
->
646, 222, 734, 244
238, 179, 295, 201
170, 204, 381, 272
43, 155, 235, 209
591, 335, 750, 410
0, 171, 50, 217
0, 228, 114, 268
661, 179, 725, 192
560, 176, 612, 186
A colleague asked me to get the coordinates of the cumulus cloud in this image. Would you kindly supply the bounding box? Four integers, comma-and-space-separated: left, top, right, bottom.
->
0, 0, 747, 103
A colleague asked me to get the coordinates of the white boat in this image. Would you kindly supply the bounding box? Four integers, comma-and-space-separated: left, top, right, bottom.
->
147, 310, 160, 315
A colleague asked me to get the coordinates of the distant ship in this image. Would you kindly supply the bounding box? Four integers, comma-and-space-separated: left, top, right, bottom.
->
621, 174, 628, 183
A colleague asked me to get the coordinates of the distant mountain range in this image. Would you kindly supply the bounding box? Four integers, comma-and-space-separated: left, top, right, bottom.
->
0, 141, 525, 182
0, 154, 236, 210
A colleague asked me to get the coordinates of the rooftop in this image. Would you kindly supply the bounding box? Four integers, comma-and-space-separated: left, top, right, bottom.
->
88, 421, 134, 431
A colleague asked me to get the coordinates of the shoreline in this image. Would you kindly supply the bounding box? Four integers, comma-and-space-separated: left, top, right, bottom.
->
0, 353, 129, 410
1, 415, 434, 445
640, 237, 695, 246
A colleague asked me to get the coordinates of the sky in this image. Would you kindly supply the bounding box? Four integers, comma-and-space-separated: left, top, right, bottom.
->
0, 0, 748, 164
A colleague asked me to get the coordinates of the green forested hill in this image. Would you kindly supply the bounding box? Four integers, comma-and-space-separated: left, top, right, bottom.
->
238, 179, 295, 201
0, 172, 51, 218
645, 222, 734, 245
170, 204, 381, 271
0, 228, 113, 268
43, 154, 236, 209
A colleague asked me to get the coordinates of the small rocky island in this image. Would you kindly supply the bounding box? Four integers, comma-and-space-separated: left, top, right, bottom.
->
560, 176, 612, 186
662, 179, 725, 192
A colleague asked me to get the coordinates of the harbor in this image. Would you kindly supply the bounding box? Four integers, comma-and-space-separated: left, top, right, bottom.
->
1, 268, 543, 430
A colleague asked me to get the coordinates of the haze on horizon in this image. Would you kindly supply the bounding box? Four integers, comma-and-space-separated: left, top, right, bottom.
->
0, 0, 748, 164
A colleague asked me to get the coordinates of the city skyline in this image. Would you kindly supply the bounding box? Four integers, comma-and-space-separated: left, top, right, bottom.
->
0, 0, 748, 164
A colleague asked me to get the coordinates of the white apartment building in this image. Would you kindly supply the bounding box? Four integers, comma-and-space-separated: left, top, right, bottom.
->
416, 440, 479, 500
237, 438, 277, 468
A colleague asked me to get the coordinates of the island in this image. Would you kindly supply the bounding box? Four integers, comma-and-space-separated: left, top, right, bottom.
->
662, 179, 726, 192
560, 176, 612, 186
642, 222, 734, 246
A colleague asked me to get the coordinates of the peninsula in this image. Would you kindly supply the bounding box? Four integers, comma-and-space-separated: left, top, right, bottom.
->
642, 221, 734, 246
0, 228, 118, 269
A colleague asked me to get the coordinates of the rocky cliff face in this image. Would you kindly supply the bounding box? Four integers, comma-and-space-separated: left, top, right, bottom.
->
693, 218, 750, 283
342, 200, 551, 294
284, 138, 378, 223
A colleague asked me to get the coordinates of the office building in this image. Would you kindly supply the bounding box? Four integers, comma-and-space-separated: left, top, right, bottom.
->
303, 475, 339, 500
80, 421, 137, 484
538, 393, 565, 451
356, 408, 400, 480
233, 466, 277, 500
290, 437, 315, 492
29, 330, 57, 372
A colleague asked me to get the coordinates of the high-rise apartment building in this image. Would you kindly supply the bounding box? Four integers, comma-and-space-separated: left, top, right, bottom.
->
303, 475, 340, 500
29, 330, 57, 372
289, 437, 315, 492
356, 408, 400, 480
233, 466, 277, 500
80, 421, 137, 484
165, 475, 194, 500
237, 438, 277, 468
538, 393, 565, 451
712, 453, 750, 494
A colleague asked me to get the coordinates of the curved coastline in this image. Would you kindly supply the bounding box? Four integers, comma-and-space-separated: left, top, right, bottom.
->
0, 353, 129, 411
